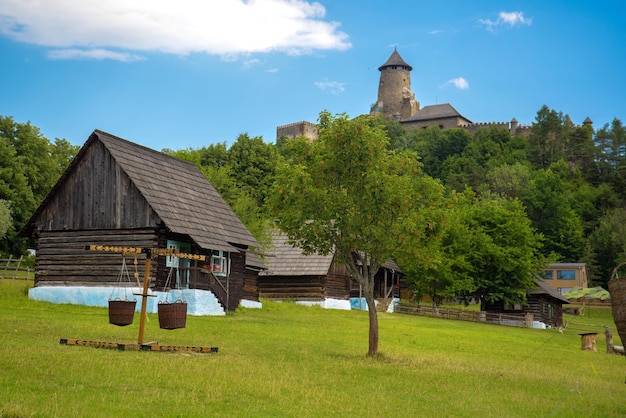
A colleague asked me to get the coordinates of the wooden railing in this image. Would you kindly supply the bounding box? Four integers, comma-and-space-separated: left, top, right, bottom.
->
182, 267, 234, 312
395, 303, 534, 328
208, 273, 231, 311
0, 256, 32, 280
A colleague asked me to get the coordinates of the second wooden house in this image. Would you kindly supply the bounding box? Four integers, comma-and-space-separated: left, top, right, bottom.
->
485, 278, 569, 328
256, 231, 402, 311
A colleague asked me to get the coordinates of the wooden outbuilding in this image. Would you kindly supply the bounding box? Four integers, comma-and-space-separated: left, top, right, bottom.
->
21, 130, 258, 313
485, 278, 569, 328
256, 231, 401, 310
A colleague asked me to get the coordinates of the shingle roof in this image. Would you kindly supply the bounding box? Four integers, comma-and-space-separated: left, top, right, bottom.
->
94, 130, 258, 252
259, 231, 403, 276
378, 49, 413, 71
402, 103, 470, 122
259, 232, 334, 276
245, 251, 267, 270
530, 278, 570, 304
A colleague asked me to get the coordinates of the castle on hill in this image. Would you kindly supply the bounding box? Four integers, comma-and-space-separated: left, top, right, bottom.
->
277, 49, 592, 140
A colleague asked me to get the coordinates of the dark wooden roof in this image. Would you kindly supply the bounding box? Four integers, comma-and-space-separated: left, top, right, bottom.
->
245, 251, 267, 270
259, 231, 403, 277
259, 232, 334, 276
402, 103, 471, 123
378, 49, 413, 71
24, 129, 258, 252
530, 278, 570, 304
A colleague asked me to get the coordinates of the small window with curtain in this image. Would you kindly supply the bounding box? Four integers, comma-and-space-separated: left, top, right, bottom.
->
211, 250, 229, 277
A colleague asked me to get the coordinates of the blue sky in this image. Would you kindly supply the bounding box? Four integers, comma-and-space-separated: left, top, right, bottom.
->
1, 1, 625, 151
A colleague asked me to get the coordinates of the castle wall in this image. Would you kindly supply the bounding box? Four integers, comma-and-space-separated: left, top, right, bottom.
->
459, 121, 532, 137
402, 117, 465, 131
276, 121, 319, 140
401, 119, 532, 137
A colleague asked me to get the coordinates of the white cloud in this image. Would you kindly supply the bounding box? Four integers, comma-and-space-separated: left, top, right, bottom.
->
47, 48, 145, 62
446, 77, 469, 90
428, 29, 443, 35
479, 11, 532, 32
243, 58, 262, 69
315, 79, 345, 94
0, 0, 351, 61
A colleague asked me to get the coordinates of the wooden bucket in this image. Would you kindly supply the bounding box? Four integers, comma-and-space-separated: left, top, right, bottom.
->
158, 301, 188, 329
108, 299, 137, 326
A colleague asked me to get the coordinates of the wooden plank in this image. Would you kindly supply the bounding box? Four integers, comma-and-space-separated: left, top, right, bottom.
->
60, 338, 130, 350
144, 344, 218, 353
60, 338, 218, 353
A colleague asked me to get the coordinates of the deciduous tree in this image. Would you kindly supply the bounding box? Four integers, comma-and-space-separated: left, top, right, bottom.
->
269, 112, 445, 356
458, 193, 544, 311
401, 192, 473, 314
0, 200, 11, 240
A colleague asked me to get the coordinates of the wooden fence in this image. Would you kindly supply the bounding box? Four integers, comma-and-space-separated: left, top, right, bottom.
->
395, 302, 534, 328
0, 255, 32, 280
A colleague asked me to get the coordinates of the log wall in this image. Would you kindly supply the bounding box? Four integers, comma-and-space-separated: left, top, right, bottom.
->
486, 296, 564, 328
257, 276, 326, 300
34, 228, 158, 287
227, 251, 246, 310
242, 270, 259, 301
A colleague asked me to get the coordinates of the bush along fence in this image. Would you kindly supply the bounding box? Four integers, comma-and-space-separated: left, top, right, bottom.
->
395, 303, 535, 328
1, 255, 32, 280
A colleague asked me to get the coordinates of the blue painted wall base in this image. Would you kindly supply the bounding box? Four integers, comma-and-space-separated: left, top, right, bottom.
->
29, 286, 225, 316
350, 297, 399, 312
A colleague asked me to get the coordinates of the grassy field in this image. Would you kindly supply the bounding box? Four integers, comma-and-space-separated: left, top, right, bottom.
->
1, 279, 624, 417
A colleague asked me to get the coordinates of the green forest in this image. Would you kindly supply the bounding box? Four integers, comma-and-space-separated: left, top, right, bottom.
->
2, 105, 626, 295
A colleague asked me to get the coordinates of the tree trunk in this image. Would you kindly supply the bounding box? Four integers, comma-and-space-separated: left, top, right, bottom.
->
365, 291, 379, 356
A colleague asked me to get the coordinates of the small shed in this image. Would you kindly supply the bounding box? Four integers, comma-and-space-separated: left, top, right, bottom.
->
486, 278, 569, 328
257, 231, 401, 310
21, 130, 258, 314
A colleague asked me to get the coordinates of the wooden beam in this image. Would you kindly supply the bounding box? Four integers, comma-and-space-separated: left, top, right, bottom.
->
60, 338, 218, 353
143, 344, 219, 353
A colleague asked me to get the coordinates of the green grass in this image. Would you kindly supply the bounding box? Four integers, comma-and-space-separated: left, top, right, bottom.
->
1, 279, 625, 417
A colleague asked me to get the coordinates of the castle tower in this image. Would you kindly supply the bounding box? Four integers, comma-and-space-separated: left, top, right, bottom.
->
370, 49, 419, 120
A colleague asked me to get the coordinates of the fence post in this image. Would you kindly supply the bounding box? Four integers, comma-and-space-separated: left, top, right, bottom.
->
525, 313, 534, 328
605, 326, 614, 354
2, 255, 12, 277
12, 255, 23, 279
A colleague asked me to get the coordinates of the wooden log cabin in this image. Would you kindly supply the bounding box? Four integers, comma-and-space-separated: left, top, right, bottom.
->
485, 278, 569, 328
21, 130, 259, 314
257, 231, 402, 310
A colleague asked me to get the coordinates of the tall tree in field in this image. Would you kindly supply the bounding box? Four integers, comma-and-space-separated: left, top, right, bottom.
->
523, 165, 585, 261
269, 112, 445, 356
458, 193, 545, 311
401, 192, 473, 314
